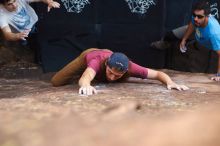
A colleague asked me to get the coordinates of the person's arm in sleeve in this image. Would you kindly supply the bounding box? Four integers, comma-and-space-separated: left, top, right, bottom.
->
78, 67, 97, 96
180, 22, 195, 50
147, 69, 189, 91
27, 0, 60, 12
1, 25, 30, 41
211, 50, 220, 81
129, 62, 189, 90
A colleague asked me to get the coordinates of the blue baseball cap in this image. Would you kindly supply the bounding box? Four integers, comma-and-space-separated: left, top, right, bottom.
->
107, 52, 129, 72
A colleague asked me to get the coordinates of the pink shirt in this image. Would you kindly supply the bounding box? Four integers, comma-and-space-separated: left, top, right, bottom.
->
85, 50, 148, 81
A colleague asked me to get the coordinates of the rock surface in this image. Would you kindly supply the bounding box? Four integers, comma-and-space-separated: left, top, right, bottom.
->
0, 63, 220, 146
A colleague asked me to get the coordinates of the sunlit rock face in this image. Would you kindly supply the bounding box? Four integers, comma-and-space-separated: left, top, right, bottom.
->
0, 64, 220, 146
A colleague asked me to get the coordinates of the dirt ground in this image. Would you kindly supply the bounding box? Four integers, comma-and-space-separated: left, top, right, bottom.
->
0, 62, 220, 146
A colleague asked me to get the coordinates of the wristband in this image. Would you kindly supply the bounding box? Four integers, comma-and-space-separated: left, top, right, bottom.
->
216, 73, 220, 77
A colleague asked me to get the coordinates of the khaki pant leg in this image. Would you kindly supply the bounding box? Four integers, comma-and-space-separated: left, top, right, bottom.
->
51, 48, 99, 86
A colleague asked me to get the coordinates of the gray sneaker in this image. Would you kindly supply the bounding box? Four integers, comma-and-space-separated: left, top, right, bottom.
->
150, 40, 171, 50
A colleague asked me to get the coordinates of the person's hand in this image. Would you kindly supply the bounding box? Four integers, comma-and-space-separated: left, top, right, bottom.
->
211, 74, 220, 81
180, 39, 186, 49
79, 85, 97, 96
179, 40, 187, 53
16, 29, 31, 40
47, 0, 60, 12
167, 82, 189, 91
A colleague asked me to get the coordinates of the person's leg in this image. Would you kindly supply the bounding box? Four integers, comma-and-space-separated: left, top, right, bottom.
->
27, 30, 41, 64
151, 30, 178, 50
151, 25, 191, 49
163, 31, 179, 42
51, 48, 99, 86
172, 25, 188, 39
